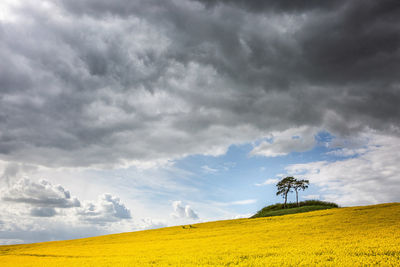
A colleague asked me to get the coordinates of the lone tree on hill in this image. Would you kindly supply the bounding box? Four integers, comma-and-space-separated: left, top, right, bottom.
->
276, 176, 296, 208
293, 179, 310, 206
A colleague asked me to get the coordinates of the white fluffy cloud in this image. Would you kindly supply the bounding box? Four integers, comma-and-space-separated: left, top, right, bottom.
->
0, 177, 134, 243
171, 201, 199, 220
77, 194, 131, 224
1, 178, 80, 211
286, 132, 400, 206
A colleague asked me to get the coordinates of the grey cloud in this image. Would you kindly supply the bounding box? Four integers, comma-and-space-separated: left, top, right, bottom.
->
0, 162, 38, 186
1, 163, 19, 186
1, 178, 81, 208
195, 0, 343, 13
30, 207, 57, 217
0, 0, 399, 168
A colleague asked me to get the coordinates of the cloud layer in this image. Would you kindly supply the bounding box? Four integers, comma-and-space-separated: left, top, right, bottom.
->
0, 0, 399, 168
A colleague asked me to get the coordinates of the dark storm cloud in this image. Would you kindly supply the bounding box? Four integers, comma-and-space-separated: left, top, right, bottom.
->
0, 0, 399, 167
200, 0, 342, 10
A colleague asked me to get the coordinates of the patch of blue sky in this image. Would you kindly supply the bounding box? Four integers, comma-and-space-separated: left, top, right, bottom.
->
173, 130, 351, 213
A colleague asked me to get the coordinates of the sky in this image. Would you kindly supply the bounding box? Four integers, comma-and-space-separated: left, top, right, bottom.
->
0, 0, 399, 244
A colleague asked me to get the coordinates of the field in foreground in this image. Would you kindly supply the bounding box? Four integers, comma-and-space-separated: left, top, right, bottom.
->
1, 203, 399, 266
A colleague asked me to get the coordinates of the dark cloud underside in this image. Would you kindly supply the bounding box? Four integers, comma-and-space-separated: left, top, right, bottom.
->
0, 0, 399, 167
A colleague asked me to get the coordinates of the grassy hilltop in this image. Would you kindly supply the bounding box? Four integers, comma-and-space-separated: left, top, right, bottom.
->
1, 203, 400, 266
251, 200, 339, 218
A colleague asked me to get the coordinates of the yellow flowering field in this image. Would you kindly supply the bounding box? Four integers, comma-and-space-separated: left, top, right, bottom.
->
1, 203, 399, 266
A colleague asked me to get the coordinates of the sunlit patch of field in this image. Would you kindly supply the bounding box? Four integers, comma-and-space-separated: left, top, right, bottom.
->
1, 203, 399, 266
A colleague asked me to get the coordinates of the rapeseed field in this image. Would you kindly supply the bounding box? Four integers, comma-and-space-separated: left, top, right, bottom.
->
1, 203, 399, 266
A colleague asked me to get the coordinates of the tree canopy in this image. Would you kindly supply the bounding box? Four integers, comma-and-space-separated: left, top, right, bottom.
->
276, 177, 309, 208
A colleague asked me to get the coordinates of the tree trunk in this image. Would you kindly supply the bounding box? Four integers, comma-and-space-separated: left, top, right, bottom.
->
284, 191, 288, 208
296, 190, 299, 207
